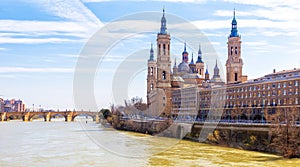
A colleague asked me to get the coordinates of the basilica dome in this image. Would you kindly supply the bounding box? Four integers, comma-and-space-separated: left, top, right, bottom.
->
178, 62, 190, 73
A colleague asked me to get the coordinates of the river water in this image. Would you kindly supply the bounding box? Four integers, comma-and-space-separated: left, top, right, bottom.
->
0, 117, 299, 167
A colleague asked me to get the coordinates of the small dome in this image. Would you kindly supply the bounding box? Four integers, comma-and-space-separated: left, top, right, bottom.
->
178, 62, 190, 73
172, 76, 184, 82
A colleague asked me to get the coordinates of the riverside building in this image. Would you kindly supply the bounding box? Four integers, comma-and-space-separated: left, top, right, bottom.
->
146, 9, 300, 123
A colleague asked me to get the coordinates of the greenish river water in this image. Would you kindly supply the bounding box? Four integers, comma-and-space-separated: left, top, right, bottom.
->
0, 118, 299, 167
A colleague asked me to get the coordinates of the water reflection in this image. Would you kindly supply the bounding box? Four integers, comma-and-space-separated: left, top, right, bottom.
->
0, 118, 299, 167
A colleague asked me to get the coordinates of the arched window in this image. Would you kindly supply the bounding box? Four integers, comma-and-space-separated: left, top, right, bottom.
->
150, 67, 153, 76
235, 47, 238, 54
235, 72, 238, 81
162, 71, 166, 80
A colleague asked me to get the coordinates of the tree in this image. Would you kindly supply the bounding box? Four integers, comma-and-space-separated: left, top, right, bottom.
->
100, 109, 112, 119
269, 106, 300, 158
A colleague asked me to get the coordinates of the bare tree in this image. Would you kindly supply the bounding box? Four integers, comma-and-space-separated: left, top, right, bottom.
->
269, 106, 300, 158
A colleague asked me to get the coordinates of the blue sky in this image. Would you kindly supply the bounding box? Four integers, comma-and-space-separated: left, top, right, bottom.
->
0, 0, 299, 110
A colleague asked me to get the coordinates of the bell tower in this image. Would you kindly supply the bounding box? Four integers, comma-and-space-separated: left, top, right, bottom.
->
147, 44, 157, 104
226, 9, 244, 84
156, 8, 171, 88
196, 44, 205, 78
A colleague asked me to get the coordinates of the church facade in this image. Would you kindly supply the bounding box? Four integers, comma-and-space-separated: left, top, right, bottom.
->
146, 9, 300, 122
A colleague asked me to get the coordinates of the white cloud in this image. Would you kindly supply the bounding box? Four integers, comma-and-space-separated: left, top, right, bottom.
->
224, 0, 300, 8
214, 10, 252, 17
82, 0, 207, 2
0, 67, 73, 73
31, 0, 102, 26
0, 37, 82, 44
0, 0, 103, 44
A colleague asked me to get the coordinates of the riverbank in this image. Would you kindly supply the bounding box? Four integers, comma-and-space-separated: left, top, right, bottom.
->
110, 117, 300, 158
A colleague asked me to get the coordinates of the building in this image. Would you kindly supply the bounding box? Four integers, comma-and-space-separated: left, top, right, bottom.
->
0, 98, 4, 112
146, 9, 300, 122
3, 99, 26, 112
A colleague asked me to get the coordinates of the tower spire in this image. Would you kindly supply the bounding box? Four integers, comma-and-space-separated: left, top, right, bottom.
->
196, 43, 203, 63
214, 59, 219, 75
182, 42, 188, 62
234, 8, 236, 19
174, 58, 177, 68
159, 7, 167, 34
149, 43, 154, 61
229, 8, 239, 38
190, 53, 194, 64
205, 65, 210, 81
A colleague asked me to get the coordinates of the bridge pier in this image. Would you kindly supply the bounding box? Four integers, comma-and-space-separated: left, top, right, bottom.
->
93, 114, 100, 123
22, 112, 31, 122
65, 112, 75, 122
0, 112, 7, 121
44, 112, 51, 122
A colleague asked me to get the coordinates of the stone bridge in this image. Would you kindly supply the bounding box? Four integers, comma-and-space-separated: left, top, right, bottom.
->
0, 111, 100, 122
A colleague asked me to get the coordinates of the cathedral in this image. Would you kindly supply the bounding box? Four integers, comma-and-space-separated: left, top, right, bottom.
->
146, 9, 246, 117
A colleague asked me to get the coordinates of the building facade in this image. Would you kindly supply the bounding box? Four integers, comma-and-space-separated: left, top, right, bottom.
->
0, 98, 4, 112
2, 99, 26, 112
146, 9, 300, 122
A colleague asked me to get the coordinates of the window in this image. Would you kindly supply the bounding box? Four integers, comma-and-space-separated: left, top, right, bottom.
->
231, 47, 233, 55
150, 83, 153, 90
283, 90, 286, 95
283, 82, 286, 88
235, 73, 238, 81
159, 44, 161, 55
295, 80, 298, 86
235, 47, 238, 54
163, 44, 166, 55
162, 71, 166, 80
278, 83, 281, 88
150, 67, 153, 76
272, 90, 276, 96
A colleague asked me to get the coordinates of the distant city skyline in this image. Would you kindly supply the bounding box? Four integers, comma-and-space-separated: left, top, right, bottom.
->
0, 0, 299, 110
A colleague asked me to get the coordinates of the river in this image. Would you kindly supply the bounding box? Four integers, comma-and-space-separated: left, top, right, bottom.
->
0, 117, 299, 167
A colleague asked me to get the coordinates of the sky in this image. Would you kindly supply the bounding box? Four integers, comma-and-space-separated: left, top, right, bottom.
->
0, 0, 300, 111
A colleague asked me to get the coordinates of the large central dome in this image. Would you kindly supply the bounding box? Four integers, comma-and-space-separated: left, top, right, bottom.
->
178, 62, 190, 73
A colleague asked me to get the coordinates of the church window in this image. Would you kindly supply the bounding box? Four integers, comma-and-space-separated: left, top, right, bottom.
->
162, 71, 166, 80
159, 44, 161, 55
235, 47, 238, 54
234, 73, 238, 81
150, 67, 153, 76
